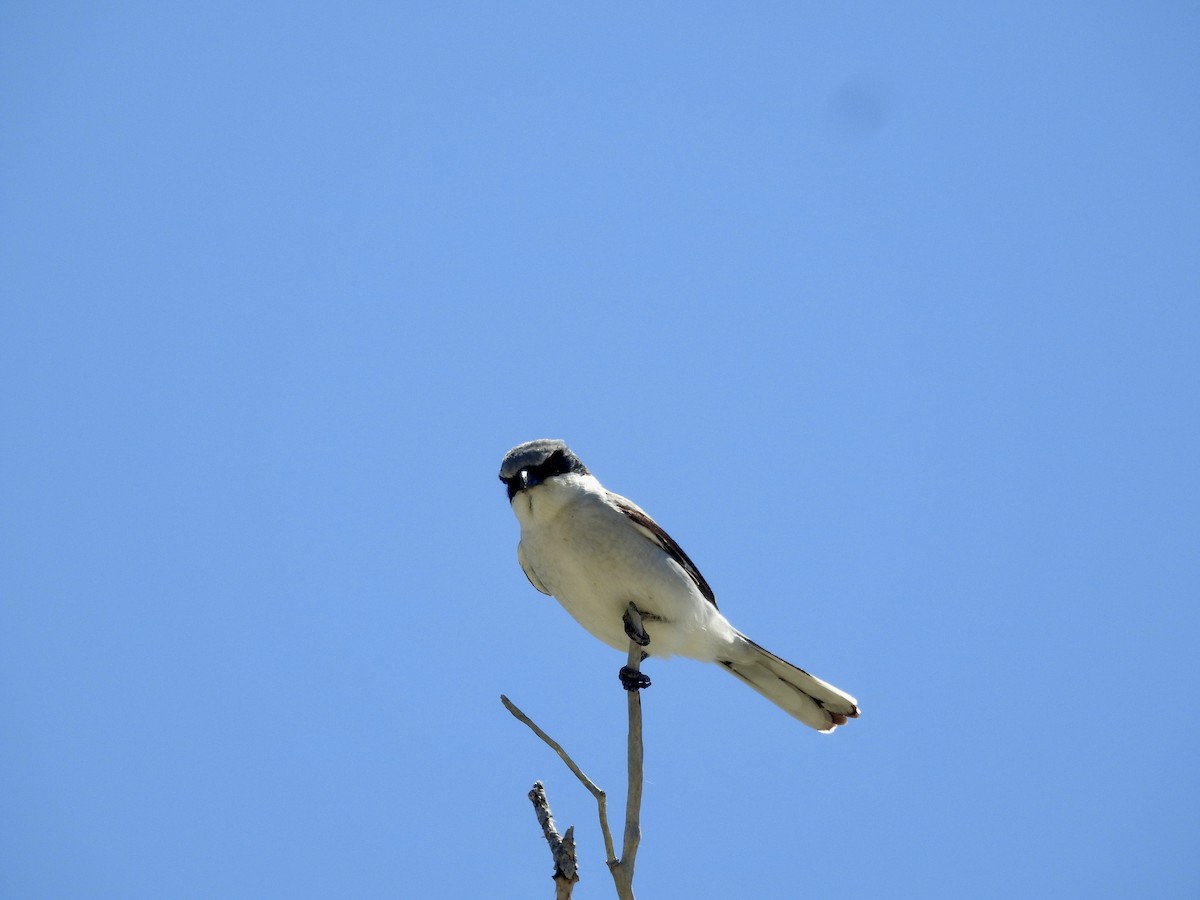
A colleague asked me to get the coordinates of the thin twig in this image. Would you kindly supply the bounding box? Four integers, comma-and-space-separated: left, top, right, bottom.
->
501, 694, 618, 865
503, 603, 648, 900
609, 605, 646, 899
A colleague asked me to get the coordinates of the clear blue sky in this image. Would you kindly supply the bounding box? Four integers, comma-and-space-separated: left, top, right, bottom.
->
3, 4, 1197, 898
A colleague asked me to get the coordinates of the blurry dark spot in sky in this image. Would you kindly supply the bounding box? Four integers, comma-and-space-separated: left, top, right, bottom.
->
825, 76, 893, 140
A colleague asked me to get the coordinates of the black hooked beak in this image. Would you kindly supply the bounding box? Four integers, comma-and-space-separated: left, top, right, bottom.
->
503, 468, 544, 501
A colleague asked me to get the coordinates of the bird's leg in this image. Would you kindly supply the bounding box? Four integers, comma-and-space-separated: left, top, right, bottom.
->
622, 603, 651, 646
619, 603, 652, 691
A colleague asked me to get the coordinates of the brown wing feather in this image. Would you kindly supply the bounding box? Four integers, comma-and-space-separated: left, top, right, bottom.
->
609, 494, 718, 609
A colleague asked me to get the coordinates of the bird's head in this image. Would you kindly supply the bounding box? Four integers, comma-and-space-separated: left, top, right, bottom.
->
499, 439, 590, 501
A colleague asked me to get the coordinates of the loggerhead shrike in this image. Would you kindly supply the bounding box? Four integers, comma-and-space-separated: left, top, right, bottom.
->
499, 439, 859, 732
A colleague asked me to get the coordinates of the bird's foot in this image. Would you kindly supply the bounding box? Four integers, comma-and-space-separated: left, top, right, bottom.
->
619, 665, 652, 691
622, 604, 651, 647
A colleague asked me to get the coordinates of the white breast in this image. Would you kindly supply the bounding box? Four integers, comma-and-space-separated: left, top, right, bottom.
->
514, 474, 735, 660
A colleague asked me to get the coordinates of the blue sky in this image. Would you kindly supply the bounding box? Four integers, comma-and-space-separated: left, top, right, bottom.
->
2, 3, 1197, 897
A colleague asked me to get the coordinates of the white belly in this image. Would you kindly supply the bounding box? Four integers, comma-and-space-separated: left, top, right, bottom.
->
517, 489, 734, 660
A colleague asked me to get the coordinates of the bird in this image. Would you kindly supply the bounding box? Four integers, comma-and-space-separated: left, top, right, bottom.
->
498, 439, 859, 733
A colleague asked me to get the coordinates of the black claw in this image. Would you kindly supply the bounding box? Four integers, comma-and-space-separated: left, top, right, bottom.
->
622, 605, 651, 647
619, 666, 652, 691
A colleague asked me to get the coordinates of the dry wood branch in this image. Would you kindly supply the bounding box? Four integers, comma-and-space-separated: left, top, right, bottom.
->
610, 604, 646, 899
527, 781, 579, 899
503, 603, 648, 900
501, 694, 617, 866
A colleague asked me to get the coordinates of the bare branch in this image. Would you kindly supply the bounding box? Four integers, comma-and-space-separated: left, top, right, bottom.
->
609, 605, 647, 899
527, 781, 579, 898
503, 601, 648, 900
501, 695, 618, 865
556, 827, 578, 900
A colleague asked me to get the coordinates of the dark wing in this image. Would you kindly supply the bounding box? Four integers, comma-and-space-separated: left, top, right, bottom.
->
609, 494, 718, 608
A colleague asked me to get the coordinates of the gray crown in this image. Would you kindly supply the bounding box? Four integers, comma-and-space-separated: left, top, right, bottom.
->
499, 439, 573, 480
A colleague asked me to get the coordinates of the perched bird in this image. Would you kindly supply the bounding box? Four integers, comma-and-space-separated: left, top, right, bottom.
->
499, 439, 859, 733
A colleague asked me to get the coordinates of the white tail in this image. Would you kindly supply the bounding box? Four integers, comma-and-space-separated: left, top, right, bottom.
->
720, 634, 860, 732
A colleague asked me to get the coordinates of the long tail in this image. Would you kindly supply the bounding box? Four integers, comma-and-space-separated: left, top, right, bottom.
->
719, 633, 860, 733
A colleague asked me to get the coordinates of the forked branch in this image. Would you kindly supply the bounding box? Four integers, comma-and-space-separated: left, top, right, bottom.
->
503, 602, 650, 900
